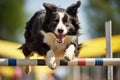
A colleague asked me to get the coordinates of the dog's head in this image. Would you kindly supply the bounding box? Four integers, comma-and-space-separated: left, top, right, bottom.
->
42, 1, 81, 43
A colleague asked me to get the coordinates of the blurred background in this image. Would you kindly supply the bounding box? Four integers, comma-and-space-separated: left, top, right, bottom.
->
0, 0, 120, 80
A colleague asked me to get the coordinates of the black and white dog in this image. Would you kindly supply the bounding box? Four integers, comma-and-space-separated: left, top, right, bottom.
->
20, 1, 81, 73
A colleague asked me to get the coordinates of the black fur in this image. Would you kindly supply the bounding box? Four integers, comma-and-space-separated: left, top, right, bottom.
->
20, 1, 81, 58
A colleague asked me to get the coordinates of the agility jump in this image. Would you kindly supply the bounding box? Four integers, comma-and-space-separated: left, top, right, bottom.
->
0, 58, 120, 66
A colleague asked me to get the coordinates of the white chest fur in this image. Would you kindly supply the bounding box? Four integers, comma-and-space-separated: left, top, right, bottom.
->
41, 30, 77, 58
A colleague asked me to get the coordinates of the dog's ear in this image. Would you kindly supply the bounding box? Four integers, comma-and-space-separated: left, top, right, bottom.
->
66, 1, 81, 17
43, 3, 57, 13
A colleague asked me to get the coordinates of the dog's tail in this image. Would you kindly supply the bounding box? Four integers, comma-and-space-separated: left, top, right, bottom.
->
18, 44, 24, 50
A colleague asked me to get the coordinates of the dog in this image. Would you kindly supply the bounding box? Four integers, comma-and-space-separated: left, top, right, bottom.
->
20, 1, 81, 74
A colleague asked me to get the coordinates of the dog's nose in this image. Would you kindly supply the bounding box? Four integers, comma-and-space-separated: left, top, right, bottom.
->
58, 29, 64, 34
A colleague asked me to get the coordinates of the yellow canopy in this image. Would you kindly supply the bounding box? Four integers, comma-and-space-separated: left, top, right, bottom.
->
79, 35, 120, 57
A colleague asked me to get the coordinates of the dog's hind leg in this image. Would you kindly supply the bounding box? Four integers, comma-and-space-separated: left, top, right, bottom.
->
24, 57, 32, 74
20, 43, 33, 74
24, 52, 34, 74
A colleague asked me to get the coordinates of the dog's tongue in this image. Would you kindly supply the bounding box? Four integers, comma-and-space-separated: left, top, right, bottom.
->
56, 35, 64, 43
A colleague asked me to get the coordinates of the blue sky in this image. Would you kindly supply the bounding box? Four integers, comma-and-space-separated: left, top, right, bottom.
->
24, 0, 89, 41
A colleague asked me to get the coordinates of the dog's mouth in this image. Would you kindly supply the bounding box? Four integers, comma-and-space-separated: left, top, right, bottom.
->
55, 34, 65, 43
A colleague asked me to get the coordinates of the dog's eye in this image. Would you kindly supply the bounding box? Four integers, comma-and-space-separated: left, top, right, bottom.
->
65, 22, 69, 27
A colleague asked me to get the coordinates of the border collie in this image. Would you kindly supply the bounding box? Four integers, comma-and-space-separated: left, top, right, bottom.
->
20, 1, 81, 74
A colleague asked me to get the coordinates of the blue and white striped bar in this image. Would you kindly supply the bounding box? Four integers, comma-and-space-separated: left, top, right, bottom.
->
0, 58, 120, 66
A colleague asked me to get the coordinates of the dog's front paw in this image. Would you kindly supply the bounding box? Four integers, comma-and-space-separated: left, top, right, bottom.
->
47, 59, 56, 69
46, 50, 57, 69
64, 51, 75, 61
64, 44, 75, 61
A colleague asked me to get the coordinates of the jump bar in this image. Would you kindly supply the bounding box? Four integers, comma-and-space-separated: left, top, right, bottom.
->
0, 58, 120, 66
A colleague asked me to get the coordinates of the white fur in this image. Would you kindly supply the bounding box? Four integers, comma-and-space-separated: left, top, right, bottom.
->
40, 29, 77, 69
64, 44, 75, 61
46, 50, 56, 69
40, 30, 77, 58
54, 12, 67, 35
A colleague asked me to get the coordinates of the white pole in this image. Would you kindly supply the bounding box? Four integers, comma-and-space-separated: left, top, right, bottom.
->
105, 20, 113, 80
0, 58, 120, 66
